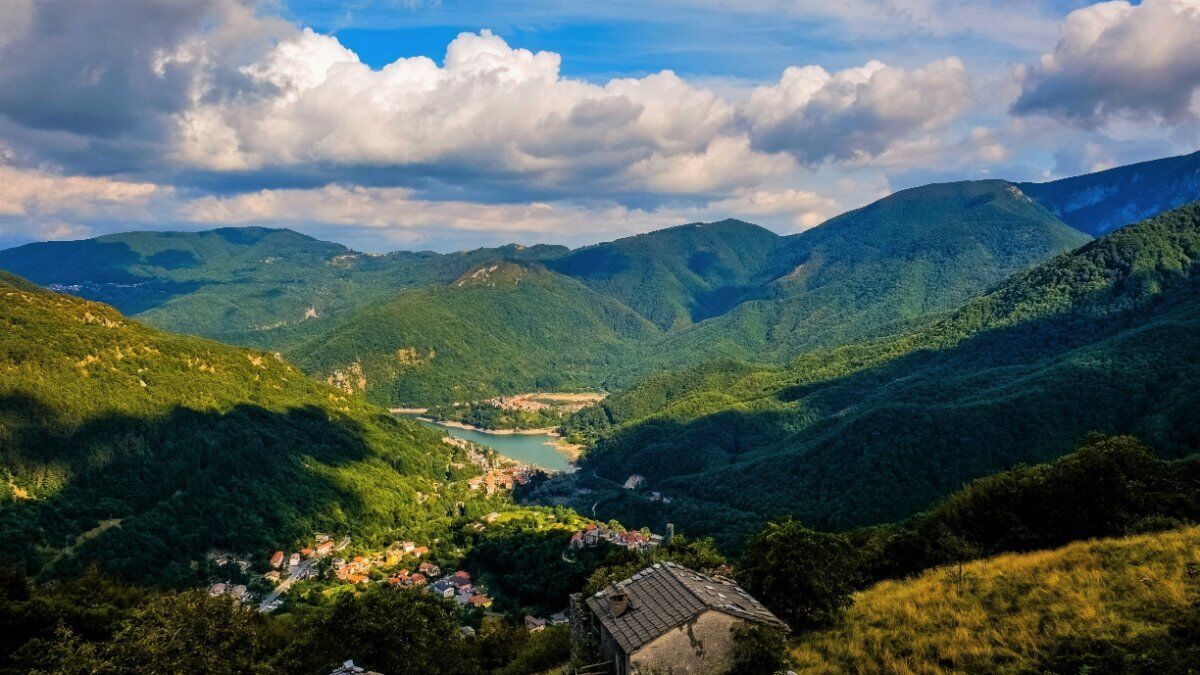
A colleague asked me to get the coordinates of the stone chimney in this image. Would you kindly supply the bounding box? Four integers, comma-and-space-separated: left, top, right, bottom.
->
608, 590, 630, 617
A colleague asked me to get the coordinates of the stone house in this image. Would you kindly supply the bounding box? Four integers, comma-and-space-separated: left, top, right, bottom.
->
574, 562, 787, 674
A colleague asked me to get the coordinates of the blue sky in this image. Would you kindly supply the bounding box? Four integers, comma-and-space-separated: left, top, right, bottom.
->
0, 0, 1197, 252
289, 0, 1059, 78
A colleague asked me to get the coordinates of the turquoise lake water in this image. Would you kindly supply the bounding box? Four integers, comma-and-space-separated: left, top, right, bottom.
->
408, 417, 572, 471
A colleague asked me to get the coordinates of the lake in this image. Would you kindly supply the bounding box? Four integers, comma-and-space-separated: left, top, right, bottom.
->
408, 418, 573, 472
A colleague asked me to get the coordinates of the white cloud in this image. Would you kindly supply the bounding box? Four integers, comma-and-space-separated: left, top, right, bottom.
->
744, 58, 972, 164
0, 165, 164, 220
1013, 0, 1200, 127
166, 27, 973, 195
178, 184, 701, 247
706, 188, 840, 230
171, 29, 753, 192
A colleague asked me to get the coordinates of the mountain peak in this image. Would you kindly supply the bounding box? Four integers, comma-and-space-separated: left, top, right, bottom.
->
452, 261, 537, 287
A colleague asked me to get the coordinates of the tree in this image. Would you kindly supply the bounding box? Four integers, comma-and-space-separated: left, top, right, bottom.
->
737, 519, 858, 631
583, 535, 726, 596
728, 623, 793, 675
281, 586, 476, 675
103, 592, 273, 674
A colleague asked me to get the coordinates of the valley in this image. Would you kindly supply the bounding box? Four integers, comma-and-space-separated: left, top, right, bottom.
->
3, 150, 1200, 674
7, 1, 1200, 670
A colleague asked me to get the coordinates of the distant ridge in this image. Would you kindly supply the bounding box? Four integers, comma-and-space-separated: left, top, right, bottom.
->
1022, 149, 1200, 236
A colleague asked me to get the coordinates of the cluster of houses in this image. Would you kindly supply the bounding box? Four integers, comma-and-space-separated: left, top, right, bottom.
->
383, 560, 443, 588
268, 533, 345, 580
333, 540, 431, 584
467, 467, 534, 495
425, 569, 493, 609
569, 523, 661, 551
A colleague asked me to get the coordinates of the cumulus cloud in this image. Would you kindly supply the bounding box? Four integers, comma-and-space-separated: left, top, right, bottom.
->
166, 26, 969, 193
0, 1, 1019, 251
170, 28, 750, 191
744, 58, 972, 164
0, 0, 281, 140
0, 163, 172, 248
1012, 0, 1200, 127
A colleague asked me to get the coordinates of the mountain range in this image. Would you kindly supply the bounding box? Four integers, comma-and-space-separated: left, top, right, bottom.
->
2, 149, 1199, 545
8, 153, 1197, 404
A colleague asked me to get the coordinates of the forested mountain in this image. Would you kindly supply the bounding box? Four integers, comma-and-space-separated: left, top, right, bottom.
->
0, 228, 567, 350
0, 272, 464, 584
3, 152, 1198, 408
644, 180, 1089, 366
289, 262, 659, 404
547, 219, 783, 331
575, 201, 1200, 534
1021, 149, 1200, 236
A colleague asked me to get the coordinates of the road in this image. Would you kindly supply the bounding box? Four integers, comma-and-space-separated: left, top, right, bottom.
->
257, 539, 347, 612
258, 558, 315, 612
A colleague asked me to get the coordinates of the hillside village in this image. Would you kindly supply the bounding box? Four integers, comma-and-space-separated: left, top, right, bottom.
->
199, 476, 668, 632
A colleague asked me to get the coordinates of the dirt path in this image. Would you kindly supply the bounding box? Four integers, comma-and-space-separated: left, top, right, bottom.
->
44, 518, 123, 566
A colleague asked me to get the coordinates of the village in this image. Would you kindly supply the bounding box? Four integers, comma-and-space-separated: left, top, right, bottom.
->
568, 522, 663, 552
200, 428, 669, 635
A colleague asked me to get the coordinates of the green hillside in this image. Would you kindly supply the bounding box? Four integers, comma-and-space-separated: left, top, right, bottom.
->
548, 219, 783, 331
792, 526, 1200, 673
647, 181, 1090, 366
0, 228, 568, 350
289, 262, 660, 405
0, 271, 465, 584
576, 201, 1200, 534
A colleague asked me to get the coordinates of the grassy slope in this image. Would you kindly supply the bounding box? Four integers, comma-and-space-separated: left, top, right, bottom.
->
289, 262, 661, 405
579, 201, 1200, 531
792, 526, 1200, 674
648, 181, 1091, 367
0, 271, 464, 584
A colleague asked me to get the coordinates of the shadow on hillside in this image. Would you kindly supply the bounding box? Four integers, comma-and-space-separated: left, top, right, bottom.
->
0, 392, 443, 585
581, 277, 1200, 535
0, 240, 206, 315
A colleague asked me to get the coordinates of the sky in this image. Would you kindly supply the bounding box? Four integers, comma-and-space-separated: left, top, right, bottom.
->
0, 0, 1198, 252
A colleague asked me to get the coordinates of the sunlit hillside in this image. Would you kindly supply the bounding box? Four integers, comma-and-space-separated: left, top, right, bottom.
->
792, 526, 1200, 674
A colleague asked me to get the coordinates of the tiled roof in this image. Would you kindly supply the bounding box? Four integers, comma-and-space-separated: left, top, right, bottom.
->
585, 562, 788, 653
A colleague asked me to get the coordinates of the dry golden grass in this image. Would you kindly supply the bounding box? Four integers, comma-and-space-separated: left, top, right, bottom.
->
792, 526, 1200, 674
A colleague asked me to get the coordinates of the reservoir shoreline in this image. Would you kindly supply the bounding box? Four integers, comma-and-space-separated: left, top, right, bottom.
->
395, 412, 580, 470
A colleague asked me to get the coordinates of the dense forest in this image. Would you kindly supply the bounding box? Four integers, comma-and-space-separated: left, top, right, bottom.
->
571, 201, 1200, 538
0, 272, 492, 584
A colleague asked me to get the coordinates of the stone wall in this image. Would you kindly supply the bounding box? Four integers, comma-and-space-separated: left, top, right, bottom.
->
628, 610, 741, 674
